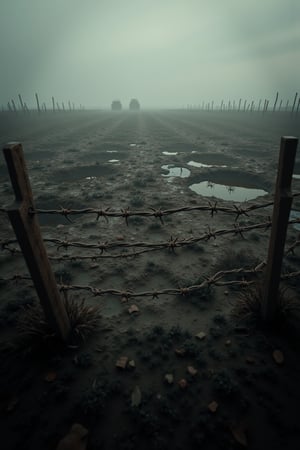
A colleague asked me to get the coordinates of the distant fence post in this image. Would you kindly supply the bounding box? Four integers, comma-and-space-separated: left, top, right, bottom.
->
2, 143, 71, 341
262, 136, 298, 322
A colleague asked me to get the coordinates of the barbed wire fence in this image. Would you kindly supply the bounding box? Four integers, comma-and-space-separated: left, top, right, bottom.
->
1, 138, 299, 339
1, 198, 300, 288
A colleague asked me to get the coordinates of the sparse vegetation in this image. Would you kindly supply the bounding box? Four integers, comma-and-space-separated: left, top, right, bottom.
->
16, 297, 101, 343
231, 283, 300, 327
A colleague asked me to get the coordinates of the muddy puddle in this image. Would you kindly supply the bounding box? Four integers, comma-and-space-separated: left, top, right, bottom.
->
183, 152, 237, 166
78, 150, 128, 163
161, 164, 191, 179
52, 163, 117, 182
187, 161, 227, 168
189, 181, 268, 202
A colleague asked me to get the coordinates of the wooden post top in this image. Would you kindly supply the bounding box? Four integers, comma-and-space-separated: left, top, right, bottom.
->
3, 142, 34, 205
277, 137, 298, 192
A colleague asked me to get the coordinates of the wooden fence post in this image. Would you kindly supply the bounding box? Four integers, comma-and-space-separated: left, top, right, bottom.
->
262, 136, 299, 322
35, 93, 41, 114
2, 143, 71, 341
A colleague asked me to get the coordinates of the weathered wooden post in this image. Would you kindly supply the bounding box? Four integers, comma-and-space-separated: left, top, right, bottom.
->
18, 94, 25, 113
35, 93, 41, 114
273, 91, 279, 112
291, 92, 298, 113
262, 136, 299, 322
2, 143, 71, 341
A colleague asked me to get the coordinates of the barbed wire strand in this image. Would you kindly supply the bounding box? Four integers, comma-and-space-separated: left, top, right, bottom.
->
1, 218, 300, 261
1, 264, 299, 300
1, 193, 300, 223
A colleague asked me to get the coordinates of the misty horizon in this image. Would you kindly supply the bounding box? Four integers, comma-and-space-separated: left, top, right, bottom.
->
1, 0, 299, 109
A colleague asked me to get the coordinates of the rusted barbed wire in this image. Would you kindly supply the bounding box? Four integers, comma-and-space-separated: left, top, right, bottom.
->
1, 264, 300, 299
1, 218, 300, 261
1, 194, 299, 223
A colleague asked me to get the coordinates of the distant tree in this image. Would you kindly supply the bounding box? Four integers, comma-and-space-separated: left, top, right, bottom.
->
129, 98, 140, 111
111, 100, 122, 111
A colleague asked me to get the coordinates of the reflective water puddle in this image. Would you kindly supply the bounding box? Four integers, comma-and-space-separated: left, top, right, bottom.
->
108, 159, 120, 163
189, 181, 268, 202
290, 210, 300, 231
293, 174, 300, 179
187, 160, 227, 169
161, 165, 191, 178
162, 151, 178, 155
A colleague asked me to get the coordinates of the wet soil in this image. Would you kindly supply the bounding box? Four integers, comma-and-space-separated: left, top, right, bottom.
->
0, 110, 300, 450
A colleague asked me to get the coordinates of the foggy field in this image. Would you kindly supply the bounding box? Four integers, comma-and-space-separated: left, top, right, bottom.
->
0, 110, 300, 450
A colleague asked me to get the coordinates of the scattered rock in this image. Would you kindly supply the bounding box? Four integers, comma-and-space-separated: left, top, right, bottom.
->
230, 424, 248, 447
116, 356, 129, 369
175, 348, 186, 357
273, 349, 284, 365
89, 263, 99, 269
116, 235, 125, 241
165, 374, 174, 385
56, 224, 65, 230
195, 331, 206, 340
225, 340, 231, 346
56, 423, 88, 450
128, 360, 136, 369
131, 386, 142, 407
44, 371, 57, 382
208, 401, 218, 413
128, 304, 139, 314
178, 379, 188, 389
224, 290, 229, 296
187, 366, 198, 376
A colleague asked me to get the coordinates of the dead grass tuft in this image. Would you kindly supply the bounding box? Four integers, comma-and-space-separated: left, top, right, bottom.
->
17, 296, 101, 343
231, 283, 300, 327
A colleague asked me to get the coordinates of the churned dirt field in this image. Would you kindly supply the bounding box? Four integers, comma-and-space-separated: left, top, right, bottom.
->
0, 110, 300, 450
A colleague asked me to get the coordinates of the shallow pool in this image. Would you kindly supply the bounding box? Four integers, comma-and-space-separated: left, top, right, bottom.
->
161, 165, 191, 178
189, 181, 268, 202
187, 160, 227, 169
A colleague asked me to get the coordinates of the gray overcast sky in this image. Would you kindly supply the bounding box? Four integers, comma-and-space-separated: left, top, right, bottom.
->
0, 0, 299, 108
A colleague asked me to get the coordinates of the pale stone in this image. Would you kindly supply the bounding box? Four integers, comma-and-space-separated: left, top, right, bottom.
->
208, 401, 219, 413
116, 356, 129, 369
164, 374, 174, 384
195, 331, 206, 340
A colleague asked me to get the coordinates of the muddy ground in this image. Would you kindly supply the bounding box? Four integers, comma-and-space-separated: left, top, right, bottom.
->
0, 110, 300, 450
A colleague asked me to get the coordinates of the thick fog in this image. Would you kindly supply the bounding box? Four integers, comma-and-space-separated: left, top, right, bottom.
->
0, 0, 299, 109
